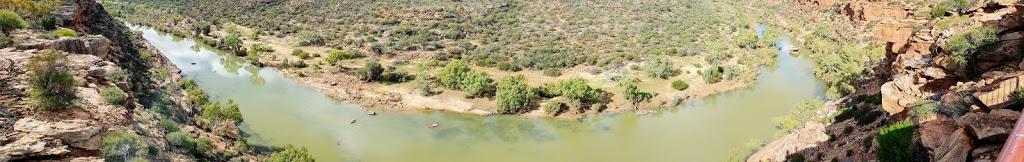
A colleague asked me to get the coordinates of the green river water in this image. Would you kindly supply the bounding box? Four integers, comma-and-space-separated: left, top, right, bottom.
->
128, 24, 825, 162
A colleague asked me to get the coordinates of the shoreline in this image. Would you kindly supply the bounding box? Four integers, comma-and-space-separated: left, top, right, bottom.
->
126, 22, 765, 120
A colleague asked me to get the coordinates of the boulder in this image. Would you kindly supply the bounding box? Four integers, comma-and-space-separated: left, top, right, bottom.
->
0, 118, 102, 161
934, 128, 974, 162
82, 35, 111, 59
922, 67, 950, 80
747, 122, 829, 162
956, 110, 1020, 141
874, 22, 914, 53
51, 37, 88, 54
919, 116, 958, 152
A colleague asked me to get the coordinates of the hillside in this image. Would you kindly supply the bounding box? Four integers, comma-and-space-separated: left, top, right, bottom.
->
0, 0, 310, 161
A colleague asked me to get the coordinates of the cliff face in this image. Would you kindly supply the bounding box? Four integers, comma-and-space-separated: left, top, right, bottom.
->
1, 0, 252, 161
751, 0, 1024, 161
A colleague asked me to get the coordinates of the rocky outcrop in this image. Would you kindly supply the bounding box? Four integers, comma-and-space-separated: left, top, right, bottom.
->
957, 109, 1020, 141
0, 118, 101, 161
934, 128, 974, 162
747, 122, 829, 162
839, 2, 908, 24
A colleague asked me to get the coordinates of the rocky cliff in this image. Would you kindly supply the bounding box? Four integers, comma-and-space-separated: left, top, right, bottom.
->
1, 0, 258, 161
751, 0, 1024, 161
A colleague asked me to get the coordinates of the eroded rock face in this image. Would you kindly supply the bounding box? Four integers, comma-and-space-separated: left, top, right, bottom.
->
920, 116, 958, 153
50, 35, 112, 59
0, 118, 102, 161
957, 109, 1020, 141
747, 122, 829, 162
934, 128, 974, 162
839, 2, 908, 24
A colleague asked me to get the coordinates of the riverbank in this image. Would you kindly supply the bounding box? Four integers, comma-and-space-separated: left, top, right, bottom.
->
120, 21, 769, 119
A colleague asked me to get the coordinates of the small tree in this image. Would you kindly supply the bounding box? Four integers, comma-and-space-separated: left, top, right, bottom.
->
643, 57, 679, 79
101, 131, 149, 161
496, 75, 535, 114
0, 10, 26, 37
948, 26, 998, 66
458, 71, 493, 97
621, 80, 654, 109
437, 60, 470, 88
356, 60, 384, 82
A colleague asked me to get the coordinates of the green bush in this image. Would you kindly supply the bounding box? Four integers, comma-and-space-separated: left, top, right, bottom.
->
438, 60, 470, 89
268, 145, 316, 162
931, 5, 950, 18
296, 31, 324, 46
947, 26, 998, 66
0, 10, 26, 37
1014, 88, 1024, 102
877, 120, 915, 162
158, 118, 179, 132
325, 50, 363, 65
100, 87, 128, 106
621, 80, 655, 107
356, 60, 384, 82
40, 16, 57, 30
702, 64, 723, 83
292, 49, 310, 59
543, 68, 561, 77
458, 71, 493, 97
101, 131, 149, 161
543, 100, 564, 116
194, 137, 215, 157
671, 80, 689, 91
54, 29, 78, 38
733, 30, 761, 48
166, 131, 195, 149
643, 57, 679, 79
909, 99, 938, 118
542, 78, 605, 108
496, 75, 536, 114
0, 36, 12, 48
774, 98, 825, 136
28, 50, 79, 111
497, 62, 520, 71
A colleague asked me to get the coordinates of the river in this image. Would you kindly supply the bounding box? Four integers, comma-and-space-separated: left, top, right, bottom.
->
128, 24, 825, 162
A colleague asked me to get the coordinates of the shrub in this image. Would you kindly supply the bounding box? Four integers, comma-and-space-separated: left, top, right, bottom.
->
356, 60, 384, 82
702, 64, 723, 83
496, 75, 536, 114
774, 98, 825, 136
543, 68, 561, 77
931, 4, 950, 18
458, 71, 493, 97
543, 100, 564, 116
877, 120, 915, 162
590, 103, 606, 112
497, 62, 520, 71
671, 80, 689, 91
437, 60, 470, 88
0, 36, 12, 48
296, 31, 324, 46
947, 26, 998, 66
101, 131, 149, 161
0, 10, 26, 36
325, 50, 363, 65
943, 0, 972, 13
194, 137, 214, 157
733, 30, 760, 48
166, 131, 195, 149
909, 99, 939, 118
419, 83, 433, 96
158, 118, 179, 132
54, 29, 78, 38
100, 87, 128, 106
621, 80, 655, 108
643, 57, 679, 79
1014, 88, 1024, 102
542, 78, 605, 108
28, 50, 79, 111
40, 16, 57, 30
292, 49, 310, 59
268, 145, 316, 162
